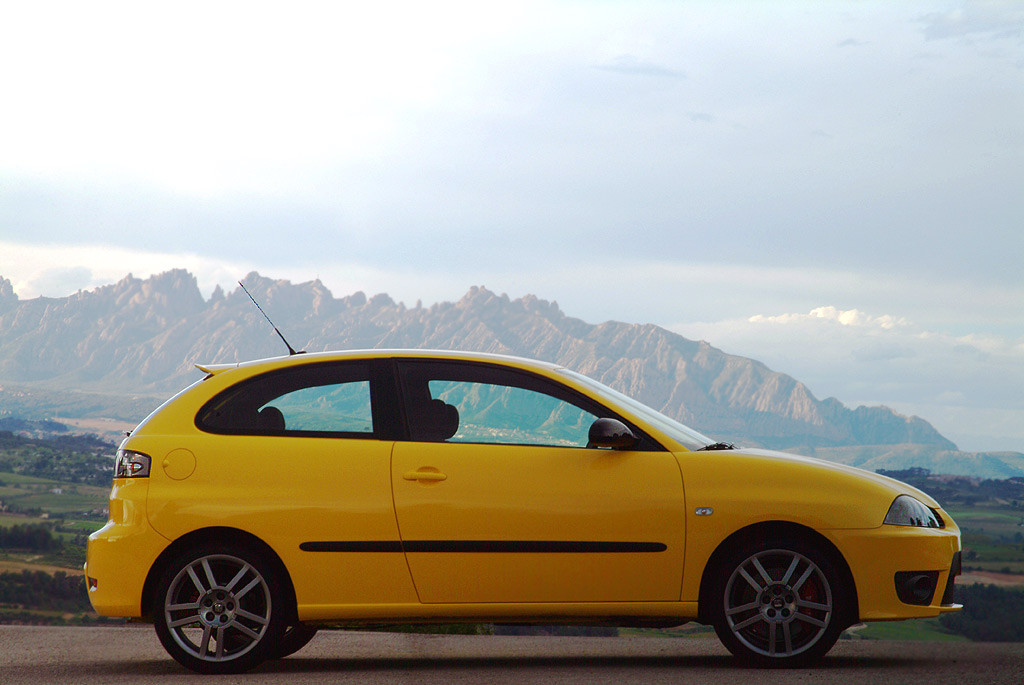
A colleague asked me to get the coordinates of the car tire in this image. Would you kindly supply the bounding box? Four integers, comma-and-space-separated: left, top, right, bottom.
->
269, 623, 319, 659
709, 537, 846, 667
152, 543, 286, 674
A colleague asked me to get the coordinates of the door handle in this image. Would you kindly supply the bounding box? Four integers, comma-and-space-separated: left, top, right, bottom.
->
403, 469, 447, 482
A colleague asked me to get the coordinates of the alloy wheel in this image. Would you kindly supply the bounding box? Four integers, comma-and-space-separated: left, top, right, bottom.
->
722, 548, 834, 659
161, 553, 273, 666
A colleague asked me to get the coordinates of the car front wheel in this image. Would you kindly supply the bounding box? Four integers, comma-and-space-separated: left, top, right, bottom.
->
153, 544, 286, 674
710, 539, 846, 666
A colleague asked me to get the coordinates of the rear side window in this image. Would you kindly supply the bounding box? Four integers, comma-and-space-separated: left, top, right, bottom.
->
196, 362, 374, 436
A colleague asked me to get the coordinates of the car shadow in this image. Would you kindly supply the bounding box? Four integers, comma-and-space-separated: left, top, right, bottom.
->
254, 652, 929, 674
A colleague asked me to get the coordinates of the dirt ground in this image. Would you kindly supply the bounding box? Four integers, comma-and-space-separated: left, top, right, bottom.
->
959, 570, 1024, 587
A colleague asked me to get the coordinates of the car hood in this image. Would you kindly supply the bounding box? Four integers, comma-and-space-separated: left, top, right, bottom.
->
728, 447, 942, 508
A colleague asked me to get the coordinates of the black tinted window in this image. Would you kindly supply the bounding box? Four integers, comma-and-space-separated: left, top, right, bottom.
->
196, 362, 374, 436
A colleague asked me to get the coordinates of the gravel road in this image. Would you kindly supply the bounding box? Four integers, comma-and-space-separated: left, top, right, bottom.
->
1, 625, 1022, 684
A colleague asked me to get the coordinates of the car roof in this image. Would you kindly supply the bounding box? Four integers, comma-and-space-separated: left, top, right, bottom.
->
195, 349, 563, 377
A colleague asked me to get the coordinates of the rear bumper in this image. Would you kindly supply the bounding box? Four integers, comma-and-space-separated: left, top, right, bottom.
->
85, 518, 169, 618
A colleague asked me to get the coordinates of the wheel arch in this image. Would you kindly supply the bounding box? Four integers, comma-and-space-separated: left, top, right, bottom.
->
140, 526, 298, 623
696, 520, 860, 628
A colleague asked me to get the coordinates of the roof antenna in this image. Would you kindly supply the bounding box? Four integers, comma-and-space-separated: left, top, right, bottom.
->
238, 281, 305, 355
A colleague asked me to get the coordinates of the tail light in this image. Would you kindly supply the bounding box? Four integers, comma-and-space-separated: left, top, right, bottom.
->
114, 450, 151, 478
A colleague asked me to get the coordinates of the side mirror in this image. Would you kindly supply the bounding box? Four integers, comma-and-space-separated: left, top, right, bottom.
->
588, 417, 639, 450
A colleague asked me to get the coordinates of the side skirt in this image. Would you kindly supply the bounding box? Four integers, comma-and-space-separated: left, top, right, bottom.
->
296, 601, 701, 624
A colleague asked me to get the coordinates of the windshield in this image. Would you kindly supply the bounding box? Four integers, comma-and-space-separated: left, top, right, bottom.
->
556, 368, 715, 451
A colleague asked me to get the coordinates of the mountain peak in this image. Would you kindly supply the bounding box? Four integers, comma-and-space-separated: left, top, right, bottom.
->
457, 285, 503, 307
0, 269, 958, 454
0, 276, 16, 311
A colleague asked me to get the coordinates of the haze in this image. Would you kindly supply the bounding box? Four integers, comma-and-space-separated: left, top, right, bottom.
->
0, 1, 1021, 452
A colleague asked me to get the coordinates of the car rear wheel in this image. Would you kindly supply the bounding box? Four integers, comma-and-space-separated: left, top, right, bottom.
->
710, 538, 845, 666
153, 544, 286, 674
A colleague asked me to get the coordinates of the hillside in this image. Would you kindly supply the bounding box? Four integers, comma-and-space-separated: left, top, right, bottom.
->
3, 270, 1017, 478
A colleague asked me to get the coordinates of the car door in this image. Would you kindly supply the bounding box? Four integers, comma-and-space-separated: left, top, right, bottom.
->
390, 359, 685, 604
174, 359, 418, 611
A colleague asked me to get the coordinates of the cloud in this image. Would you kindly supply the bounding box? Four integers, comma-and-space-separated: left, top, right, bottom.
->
919, 1, 1024, 41
750, 306, 910, 330
25, 266, 94, 297
1, 1, 1020, 299
0, 240, 482, 313
0, 1, 525, 196
0, 242, 248, 300
593, 55, 686, 79
687, 111, 716, 124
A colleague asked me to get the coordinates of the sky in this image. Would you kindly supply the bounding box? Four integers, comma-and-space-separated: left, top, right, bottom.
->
0, 1, 1021, 452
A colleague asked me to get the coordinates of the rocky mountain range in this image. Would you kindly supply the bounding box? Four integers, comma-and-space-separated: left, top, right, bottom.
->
1, 270, 1021, 477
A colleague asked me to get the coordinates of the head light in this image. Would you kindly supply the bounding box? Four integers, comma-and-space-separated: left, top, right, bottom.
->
883, 495, 943, 528
114, 450, 152, 478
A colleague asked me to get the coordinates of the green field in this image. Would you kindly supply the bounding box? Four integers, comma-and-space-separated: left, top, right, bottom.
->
0, 472, 108, 517
852, 617, 967, 642
947, 506, 1024, 574
0, 469, 108, 574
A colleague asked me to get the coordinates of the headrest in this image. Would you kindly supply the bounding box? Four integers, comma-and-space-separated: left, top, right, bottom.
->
417, 399, 459, 441
257, 406, 286, 431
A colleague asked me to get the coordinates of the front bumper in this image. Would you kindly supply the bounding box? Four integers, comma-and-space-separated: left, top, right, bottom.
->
830, 522, 962, 621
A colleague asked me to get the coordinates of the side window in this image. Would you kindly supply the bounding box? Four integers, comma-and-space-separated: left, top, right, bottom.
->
265, 380, 372, 433
398, 361, 599, 447
196, 362, 374, 436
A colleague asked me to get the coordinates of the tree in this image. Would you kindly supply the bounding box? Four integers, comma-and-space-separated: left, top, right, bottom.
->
939, 585, 1024, 642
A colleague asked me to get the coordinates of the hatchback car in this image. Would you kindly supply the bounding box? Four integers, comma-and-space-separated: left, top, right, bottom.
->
86, 349, 961, 673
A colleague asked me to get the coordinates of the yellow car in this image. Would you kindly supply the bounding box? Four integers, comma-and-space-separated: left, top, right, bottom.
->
86, 349, 961, 673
